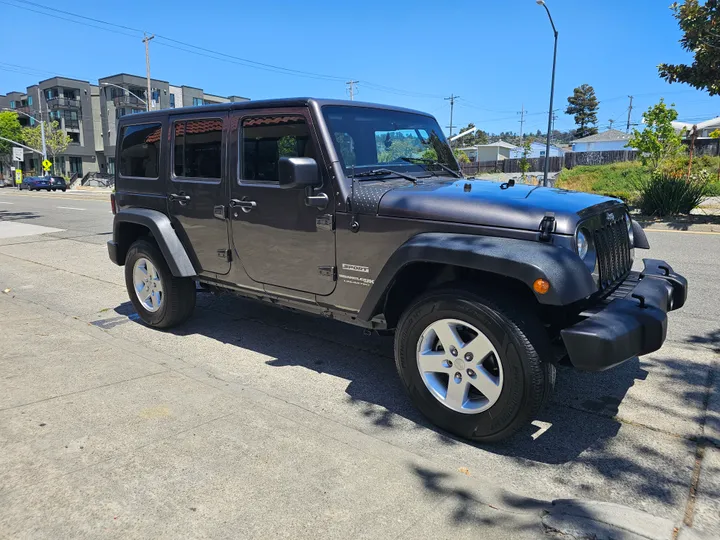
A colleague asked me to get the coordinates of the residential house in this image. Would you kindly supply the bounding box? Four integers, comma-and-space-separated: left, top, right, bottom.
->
672, 117, 720, 137
571, 129, 633, 152
458, 140, 517, 162
510, 140, 565, 158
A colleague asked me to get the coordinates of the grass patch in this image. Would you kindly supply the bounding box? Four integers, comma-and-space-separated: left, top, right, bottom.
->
556, 160, 720, 202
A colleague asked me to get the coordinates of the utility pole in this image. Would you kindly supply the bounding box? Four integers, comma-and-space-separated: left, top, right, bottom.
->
346, 80, 359, 101
143, 33, 155, 112
551, 110, 558, 143
626, 95, 634, 133
609, 119, 615, 130
518, 104, 526, 141
445, 94, 458, 141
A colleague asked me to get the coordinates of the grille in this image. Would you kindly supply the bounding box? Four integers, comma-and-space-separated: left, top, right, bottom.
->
593, 217, 632, 289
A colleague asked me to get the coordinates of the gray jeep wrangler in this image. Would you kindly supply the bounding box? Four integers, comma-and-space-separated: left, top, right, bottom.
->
108, 99, 687, 442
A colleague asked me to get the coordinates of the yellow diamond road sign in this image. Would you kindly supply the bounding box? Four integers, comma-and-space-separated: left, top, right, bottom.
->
42, 159, 52, 171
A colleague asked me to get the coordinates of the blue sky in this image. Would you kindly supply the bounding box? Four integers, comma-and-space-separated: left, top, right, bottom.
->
1, 0, 718, 135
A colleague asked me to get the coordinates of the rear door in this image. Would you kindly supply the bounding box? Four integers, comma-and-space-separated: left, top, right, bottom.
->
167, 113, 230, 276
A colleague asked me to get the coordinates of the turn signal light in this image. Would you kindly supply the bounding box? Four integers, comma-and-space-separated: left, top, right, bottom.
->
533, 278, 550, 295
110, 193, 117, 215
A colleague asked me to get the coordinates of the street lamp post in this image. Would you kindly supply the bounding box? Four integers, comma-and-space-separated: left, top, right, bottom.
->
537, 0, 558, 188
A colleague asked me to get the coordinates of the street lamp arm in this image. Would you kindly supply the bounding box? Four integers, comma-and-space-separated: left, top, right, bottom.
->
0, 136, 42, 154
542, 3, 558, 36
100, 82, 148, 105
1, 108, 41, 123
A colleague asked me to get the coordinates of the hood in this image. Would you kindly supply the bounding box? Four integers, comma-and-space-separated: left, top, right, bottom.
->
377, 178, 623, 234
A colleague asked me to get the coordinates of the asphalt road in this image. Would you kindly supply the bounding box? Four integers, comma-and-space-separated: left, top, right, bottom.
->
1, 188, 719, 538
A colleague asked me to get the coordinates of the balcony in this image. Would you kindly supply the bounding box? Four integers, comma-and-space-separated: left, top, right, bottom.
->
64, 119, 80, 130
113, 95, 145, 107
47, 96, 81, 109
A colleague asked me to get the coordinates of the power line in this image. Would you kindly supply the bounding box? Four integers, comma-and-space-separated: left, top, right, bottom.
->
3, 0, 446, 100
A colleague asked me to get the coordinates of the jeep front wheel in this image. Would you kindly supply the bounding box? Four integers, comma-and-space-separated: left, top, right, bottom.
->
394, 287, 555, 443
124, 238, 196, 328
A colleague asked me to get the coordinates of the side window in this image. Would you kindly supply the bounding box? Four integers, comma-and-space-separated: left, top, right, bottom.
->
119, 123, 161, 178
173, 118, 223, 179
241, 115, 312, 182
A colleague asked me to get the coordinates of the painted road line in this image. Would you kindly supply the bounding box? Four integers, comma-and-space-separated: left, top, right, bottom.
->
0, 201, 15, 204
57, 206, 87, 211
644, 229, 720, 236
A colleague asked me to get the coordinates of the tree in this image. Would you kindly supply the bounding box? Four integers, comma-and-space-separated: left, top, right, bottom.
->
22, 121, 71, 173
627, 99, 684, 170
0, 111, 24, 179
659, 1, 720, 95
566, 84, 599, 139
518, 137, 534, 181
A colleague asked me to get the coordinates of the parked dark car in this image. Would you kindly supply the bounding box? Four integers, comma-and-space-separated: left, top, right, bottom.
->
19, 175, 67, 192
107, 98, 687, 442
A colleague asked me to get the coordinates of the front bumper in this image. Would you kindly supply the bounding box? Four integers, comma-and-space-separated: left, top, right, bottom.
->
560, 259, 687, 371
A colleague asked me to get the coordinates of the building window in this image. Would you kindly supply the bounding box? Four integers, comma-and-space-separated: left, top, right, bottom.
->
108, 158, 115, 175
241, 116, 311, 182
68, 132, 81, 144
9, 101, 15, 108
173, 119, 222, 178
192, 97, 203, 106
119, 123, 161, 178
69, 157, 83, 176
169, 93, 176, 108
27, 96, 33, 106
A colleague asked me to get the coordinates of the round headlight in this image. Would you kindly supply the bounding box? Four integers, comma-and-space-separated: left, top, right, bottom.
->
626, 213, 634, 246
577, 230, 589, 259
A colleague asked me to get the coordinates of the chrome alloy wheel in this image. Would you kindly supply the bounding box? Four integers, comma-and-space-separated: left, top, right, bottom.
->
132, 257, 164, 312
416, 318, 504, 414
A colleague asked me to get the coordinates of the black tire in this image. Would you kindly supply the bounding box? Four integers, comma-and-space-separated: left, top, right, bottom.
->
52, 188, 56, 192
46, 188, 51, 191
124, 238, 196, 328
61, 188, 66, 192
394, 286, 555, 443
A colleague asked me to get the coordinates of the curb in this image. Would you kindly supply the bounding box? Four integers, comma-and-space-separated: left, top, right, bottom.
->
542, 500, 713, 540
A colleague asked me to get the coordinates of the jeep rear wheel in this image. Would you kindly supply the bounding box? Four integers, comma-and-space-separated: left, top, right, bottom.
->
395, 287, 555, 443
124, 238, 196, 328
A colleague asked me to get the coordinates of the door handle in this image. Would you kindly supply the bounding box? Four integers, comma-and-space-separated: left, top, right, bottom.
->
230, 199, 257, 213
170, 193, 191, 205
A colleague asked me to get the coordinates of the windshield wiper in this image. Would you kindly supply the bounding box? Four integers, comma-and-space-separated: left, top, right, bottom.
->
399, 157, 462, 178
350, 168, 418, 184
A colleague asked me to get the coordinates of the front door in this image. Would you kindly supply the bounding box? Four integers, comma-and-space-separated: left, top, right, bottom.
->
228, 109, 336, 295
167, 112, 230, 275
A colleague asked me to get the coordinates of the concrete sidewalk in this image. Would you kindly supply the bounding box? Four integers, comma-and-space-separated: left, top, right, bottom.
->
2, 291, 713, 539
0, 292, 547, 539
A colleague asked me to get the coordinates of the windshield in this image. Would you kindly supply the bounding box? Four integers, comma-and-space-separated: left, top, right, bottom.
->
322, 106, 459, 177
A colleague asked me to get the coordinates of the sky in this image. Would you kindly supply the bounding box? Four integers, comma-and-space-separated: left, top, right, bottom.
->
1, 0, 718, 137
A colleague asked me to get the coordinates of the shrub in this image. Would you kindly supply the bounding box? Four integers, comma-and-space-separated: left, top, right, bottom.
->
636, 170, 711, 216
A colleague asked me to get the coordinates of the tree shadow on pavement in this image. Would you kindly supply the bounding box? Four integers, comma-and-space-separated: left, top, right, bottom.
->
0, 209, 41, 221
109, 294, 715, 518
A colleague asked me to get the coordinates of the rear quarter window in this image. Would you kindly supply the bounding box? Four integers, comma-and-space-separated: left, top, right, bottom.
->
119, 123, 162, 178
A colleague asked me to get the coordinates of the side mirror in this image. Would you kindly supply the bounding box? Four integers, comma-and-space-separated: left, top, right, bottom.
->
278, 157, 321, 189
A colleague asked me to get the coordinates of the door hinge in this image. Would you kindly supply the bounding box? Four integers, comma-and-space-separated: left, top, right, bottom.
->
539, 214, 556, 242
217, 249, 232, 261
318, 266, 337, 280
316, 214, 335, 231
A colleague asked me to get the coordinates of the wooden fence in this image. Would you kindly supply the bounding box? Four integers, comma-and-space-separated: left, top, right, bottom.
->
564, 150, 638, 169
459, 149, 640, 176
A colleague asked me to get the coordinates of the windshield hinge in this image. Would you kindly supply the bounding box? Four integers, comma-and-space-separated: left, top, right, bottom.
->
539, 214, 556, 242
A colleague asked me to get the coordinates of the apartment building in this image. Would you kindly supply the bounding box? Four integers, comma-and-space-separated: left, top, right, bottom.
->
1, 73, 249, 178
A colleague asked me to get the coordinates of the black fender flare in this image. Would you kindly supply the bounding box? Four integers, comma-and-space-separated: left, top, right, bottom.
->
358, 233, 597, 321
112, 208, 196, 277
632, 220, 650, 249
